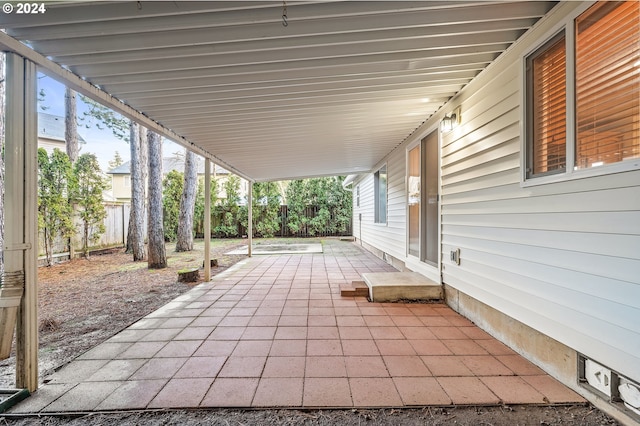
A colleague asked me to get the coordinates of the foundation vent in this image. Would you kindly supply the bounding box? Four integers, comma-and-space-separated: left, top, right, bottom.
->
579, 354, 640, 419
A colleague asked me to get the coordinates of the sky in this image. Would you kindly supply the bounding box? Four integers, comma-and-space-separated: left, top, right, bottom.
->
38, 74, 183, 172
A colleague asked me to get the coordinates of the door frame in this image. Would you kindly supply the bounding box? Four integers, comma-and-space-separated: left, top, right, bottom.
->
405, 128, 442, 283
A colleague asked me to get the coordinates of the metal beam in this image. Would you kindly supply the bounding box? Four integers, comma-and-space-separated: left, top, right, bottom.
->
0, 32, 254, 183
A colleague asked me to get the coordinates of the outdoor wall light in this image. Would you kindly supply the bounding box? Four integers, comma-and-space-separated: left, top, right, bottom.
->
441, 107, 461, 132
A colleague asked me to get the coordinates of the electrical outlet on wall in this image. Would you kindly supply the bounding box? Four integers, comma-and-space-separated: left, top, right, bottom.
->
450, 248, 460, 265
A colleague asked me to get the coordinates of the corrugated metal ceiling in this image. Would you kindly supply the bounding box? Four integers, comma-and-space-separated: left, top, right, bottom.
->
1, 1, 557, 181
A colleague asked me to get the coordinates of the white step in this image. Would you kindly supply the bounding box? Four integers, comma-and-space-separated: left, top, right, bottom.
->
362, 272, 442, 302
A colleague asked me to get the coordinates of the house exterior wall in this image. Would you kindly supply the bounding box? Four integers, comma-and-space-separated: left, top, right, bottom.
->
110, 174, 131, 202
109, 172, 250, 204
354, 148, 442, 282
37, 137, 65, 155
353, 0, 640, 415
355, 155, 406, 259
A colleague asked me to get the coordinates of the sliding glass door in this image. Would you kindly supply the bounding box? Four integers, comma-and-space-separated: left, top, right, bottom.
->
407, 130, 439, 266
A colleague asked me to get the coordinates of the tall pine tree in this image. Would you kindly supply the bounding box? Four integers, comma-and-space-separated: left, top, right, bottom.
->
176, 150, 198, 251
147, 131, 166, 268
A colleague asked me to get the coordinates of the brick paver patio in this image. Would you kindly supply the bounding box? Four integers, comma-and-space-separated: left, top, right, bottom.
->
12, 240, 584, 413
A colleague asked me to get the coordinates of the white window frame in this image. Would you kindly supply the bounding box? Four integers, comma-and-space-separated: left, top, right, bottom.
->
521, 1, 640, 187
374, 164, 387, 225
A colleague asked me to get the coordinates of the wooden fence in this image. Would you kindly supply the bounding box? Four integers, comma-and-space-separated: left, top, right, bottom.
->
40, 203, 352, 263
38, 203, 130, 263
199, 205, 352, 238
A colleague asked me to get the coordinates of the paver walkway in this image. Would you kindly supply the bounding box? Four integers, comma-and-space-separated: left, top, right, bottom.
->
12, 240, 584, 413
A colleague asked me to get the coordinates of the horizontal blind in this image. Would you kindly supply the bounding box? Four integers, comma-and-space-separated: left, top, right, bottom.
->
576, 1, 640, 169
531, 34, 566, 176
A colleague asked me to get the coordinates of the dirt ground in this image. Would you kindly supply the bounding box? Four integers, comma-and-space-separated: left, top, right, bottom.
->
0, 405, 619, 425
0, 238, 621, 425
0, 238, 247, 387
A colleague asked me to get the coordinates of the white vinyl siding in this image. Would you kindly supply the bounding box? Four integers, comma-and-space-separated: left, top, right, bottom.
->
355, 0, 640, 386
354, 153, 407, 262
440, 12, 640, 383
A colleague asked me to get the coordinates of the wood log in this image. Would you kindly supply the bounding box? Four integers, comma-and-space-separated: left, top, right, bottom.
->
177, 268, 200, 283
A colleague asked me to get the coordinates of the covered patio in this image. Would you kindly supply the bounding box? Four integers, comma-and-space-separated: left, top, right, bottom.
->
11, 240, 583, 413
0, 1, 560, 392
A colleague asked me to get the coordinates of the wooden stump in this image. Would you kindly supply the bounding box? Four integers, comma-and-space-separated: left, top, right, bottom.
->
177, 268, 200, 283
203, 259, 218, 268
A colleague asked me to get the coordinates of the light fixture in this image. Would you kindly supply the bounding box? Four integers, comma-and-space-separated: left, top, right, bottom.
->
441, 107, 461, 132
440, 114, 456, 132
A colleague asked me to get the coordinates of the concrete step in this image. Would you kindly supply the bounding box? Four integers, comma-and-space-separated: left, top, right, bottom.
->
340, 280, 369, 297
362, 272, 442, 302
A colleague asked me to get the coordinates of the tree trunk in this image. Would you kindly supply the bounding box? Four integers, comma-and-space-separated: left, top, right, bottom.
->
147, 131, 166, 269
64, 87, 78, 163
83, 222, 90, 259
0, 53, 5, 276
126, 124, 136, 253
176, 149, 198, 252
127, 122, 146, 261
44, 228, 53, 267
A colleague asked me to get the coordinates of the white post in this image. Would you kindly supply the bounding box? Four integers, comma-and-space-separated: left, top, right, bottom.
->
247, 181, 252, 257
5, 53, 38, 391
204, 159, 211, 281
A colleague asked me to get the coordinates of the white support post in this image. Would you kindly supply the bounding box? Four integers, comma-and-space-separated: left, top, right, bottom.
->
204, 159, 211, 281
247, 181, 252, 257
5, 53, 38, 391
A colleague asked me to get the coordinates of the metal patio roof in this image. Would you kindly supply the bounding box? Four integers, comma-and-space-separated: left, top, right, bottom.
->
1, 1, 556, 182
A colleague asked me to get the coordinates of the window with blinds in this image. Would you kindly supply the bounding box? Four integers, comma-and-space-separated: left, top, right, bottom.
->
527, 32, 567, 177
525, 1, 640, 181
575, 1, 640, 169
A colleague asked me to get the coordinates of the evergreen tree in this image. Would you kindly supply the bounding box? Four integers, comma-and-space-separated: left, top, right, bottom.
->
285, 179, 307, 234
250, 182, 281, 237
76, 95, 148, 260
108, 151, 124, 170
306, 178, 331, 236
214, 175, 241, 237
72, 153, 108, 258
78, 95, 129, 141
284, 176, 352, 236
37, 148, 75, 266
329, 176, 353, 234
194, 174, 218, 239
162, 170, 183, 242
